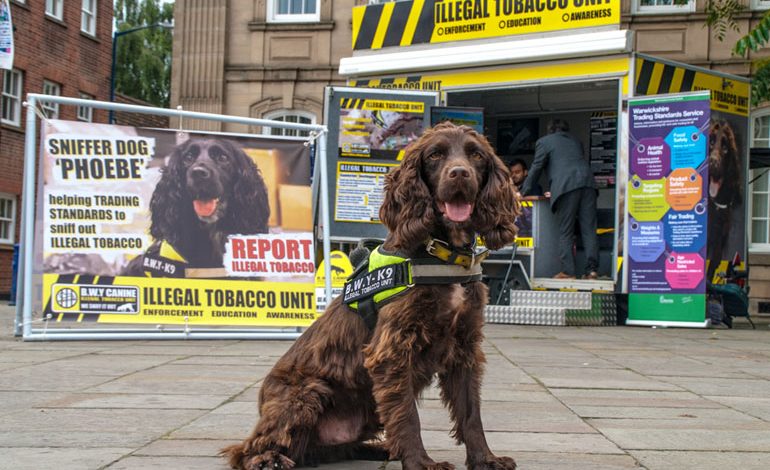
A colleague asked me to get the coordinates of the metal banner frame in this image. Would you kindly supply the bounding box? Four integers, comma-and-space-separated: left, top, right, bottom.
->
14, 94, 332, 341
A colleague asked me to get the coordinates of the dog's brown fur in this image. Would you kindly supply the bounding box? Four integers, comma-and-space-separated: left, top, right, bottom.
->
221, 122, 520, 470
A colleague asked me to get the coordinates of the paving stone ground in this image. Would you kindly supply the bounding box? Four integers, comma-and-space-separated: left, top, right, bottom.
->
2, 304, 769, 469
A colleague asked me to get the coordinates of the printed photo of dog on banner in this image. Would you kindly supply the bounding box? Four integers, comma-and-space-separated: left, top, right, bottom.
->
707, 112, 746, 283
40, 120, 312, 282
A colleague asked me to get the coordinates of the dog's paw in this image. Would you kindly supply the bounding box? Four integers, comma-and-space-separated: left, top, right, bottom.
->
469, 455, 517, 470
244, 450, 295, 470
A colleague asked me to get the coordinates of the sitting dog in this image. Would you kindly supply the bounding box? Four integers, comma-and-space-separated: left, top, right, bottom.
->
222, 122, 520, 470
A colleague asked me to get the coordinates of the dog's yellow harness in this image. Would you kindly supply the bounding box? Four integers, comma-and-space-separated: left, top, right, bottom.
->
343, 238, 489, 330
136, 241, 227, 278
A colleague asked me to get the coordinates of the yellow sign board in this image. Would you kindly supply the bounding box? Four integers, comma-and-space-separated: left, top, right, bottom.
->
352, 0, 620, 50
349, 57, 631, 94
43, 274, 318, 327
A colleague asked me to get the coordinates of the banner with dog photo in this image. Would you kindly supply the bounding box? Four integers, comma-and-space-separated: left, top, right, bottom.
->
35, 120, 317, 327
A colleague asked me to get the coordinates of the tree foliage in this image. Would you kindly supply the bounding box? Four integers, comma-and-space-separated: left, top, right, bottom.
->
703, 0, 770, 105
114, 0, 174, 108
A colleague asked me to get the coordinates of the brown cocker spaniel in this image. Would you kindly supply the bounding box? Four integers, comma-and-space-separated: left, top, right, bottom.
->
222, 122, 520, 470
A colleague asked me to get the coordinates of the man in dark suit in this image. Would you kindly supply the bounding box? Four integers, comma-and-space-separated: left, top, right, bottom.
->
521, 119, 599, 280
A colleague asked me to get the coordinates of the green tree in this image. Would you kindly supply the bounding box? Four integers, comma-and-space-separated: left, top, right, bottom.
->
701, 0, 770, 105
114, 0, 174, 108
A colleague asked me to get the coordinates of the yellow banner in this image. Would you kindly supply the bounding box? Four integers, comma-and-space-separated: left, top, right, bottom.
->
43, 274, 318, 327
352, 0, 620, 50
350, 57, 630, 94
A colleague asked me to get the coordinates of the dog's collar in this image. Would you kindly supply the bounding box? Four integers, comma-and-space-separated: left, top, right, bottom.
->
712, 200, 729, 210
424, 237, 490, 268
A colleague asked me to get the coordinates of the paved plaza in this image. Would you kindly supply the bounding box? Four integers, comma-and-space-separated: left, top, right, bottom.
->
1, 304, 769, 469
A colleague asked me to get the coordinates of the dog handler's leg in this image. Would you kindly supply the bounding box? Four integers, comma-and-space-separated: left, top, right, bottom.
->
439, 343, 517, 469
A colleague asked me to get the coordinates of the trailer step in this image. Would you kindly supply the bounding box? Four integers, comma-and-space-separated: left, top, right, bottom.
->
509, 290, 592, 309
485, 292, 617, 326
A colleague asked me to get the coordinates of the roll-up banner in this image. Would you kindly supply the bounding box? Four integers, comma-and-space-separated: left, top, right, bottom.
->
36, 120, 316, 327
626, 92, 710, 327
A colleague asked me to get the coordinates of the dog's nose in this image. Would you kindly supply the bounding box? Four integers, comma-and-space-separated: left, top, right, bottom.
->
190, 166, 210, 180
448, 166, 471, 179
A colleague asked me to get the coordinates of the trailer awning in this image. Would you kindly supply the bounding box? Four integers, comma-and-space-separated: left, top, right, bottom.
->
339, 29, 633, 77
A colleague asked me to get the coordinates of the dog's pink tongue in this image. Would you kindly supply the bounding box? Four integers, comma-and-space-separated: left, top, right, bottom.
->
444, 201, 473, 223
193, 199, 218, 217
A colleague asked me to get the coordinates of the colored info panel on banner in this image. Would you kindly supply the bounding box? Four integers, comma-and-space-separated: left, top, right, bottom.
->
627, 92, 710, 324
37, 120, 317, 327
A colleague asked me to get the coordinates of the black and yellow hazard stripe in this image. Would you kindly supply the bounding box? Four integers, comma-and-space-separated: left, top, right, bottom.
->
635, 58, 696, 96
634, 56, 749, 116
340, 98, 366, 109
353, 0, 437, 50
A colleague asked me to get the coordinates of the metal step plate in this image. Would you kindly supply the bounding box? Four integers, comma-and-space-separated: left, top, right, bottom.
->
486, 293, 617, 327
485, 305, 566, 326
509, 290, 592, 309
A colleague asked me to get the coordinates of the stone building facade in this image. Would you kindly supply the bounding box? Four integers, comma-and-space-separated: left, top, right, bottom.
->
171, 0, 770, 312
0, 0, 113, 298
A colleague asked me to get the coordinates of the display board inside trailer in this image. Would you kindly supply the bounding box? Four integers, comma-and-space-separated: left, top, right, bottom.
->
324, 86, 438, 240
36, 120, 316, 327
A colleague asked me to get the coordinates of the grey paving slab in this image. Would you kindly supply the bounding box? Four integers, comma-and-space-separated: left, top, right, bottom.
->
135, 438, 235, 457
592, 427, 770, 451
0, 391, 69, 416
169, 411, 256, 440
550, 388, 724, 409
567, 406, 760, 423
630, 450, 770, 470
651, 375, 770, 398
523, 366, 683, 391
507, 451, 642, 470
421, 430, 625, 454
86, 364, 260, 395
708, 396, 770, 421
106, 456, 230, 469
41, 392, 231, 410
419, 399, 596, 434
0, 447, 133, 470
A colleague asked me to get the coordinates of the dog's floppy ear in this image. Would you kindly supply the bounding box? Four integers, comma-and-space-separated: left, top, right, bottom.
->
150, 140, 197, 247
222, 141, 270, 234
473, 146, 520, 250
379, 143, 436, 252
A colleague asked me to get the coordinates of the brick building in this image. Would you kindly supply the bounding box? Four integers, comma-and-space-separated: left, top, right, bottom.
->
0, 0, 113, 298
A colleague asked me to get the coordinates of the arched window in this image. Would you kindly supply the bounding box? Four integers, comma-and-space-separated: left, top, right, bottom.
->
262, 110, 315, 138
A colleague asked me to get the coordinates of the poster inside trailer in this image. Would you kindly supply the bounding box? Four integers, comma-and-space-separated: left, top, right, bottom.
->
626, 92, 710, 325
36, 120, 316, 327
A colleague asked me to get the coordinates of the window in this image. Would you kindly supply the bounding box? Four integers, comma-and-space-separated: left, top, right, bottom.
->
634, 0, 695, 14
263, 111, 315, 137
77, 92, 93, 122
267, 0, 320, 23
751, 113, 770, 250
81, 0, 97, 36
752, 0, 770, 10
1, 69, 22, 126
46, 0, 63, 20
41, 80, 61, 119
0, 194, 16, 245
